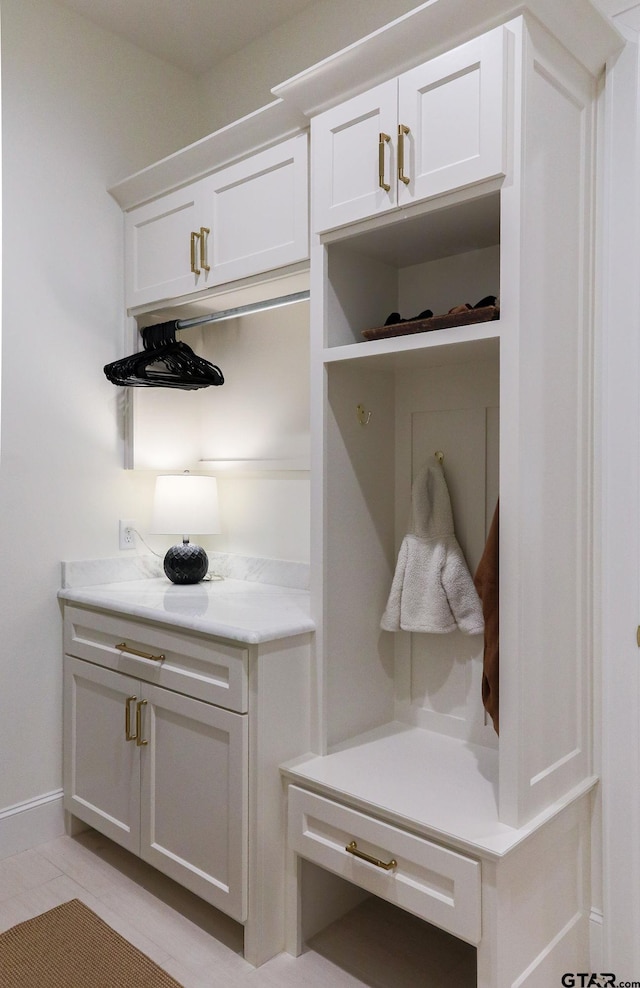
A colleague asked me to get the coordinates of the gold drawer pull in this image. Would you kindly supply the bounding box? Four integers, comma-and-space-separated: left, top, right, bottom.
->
190, 230, 201, 274
378, 132, 391, 192
346, 840, 397, 871
135, 699, 148, 747
200, 226, 211, 272
398, 123, 410, 185
116, 642, 165, 662
125, 695, 138, 741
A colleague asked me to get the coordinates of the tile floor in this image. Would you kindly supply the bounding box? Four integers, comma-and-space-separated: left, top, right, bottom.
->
0, 830, 476, 987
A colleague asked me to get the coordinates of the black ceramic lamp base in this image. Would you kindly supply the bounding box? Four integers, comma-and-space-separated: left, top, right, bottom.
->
163, 540, 209, 584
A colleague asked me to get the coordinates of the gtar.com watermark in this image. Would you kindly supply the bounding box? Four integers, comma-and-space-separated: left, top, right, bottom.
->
561, 975, 640, 987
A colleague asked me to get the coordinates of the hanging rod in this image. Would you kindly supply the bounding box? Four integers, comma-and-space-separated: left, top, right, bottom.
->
164, 289, 310, 333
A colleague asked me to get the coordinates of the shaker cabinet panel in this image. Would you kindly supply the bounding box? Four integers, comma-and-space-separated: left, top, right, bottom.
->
124, 134, 309, 310
312, 81, 398, 232
63, 657, 140, 853
63, 651, 248, 921
398, 27, 506, 206
140, 684, 248, 922
312, 25, 506, 234
206, 133, 309, 287
125, 183, 211, 308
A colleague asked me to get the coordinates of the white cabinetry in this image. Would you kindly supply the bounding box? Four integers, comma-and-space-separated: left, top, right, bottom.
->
64, 655, 247, 920
62, 601, 311, 967
312, 27, 506, 233
124, 133, 309, 309
124, 183, 210, 307
283, 14, 599, 985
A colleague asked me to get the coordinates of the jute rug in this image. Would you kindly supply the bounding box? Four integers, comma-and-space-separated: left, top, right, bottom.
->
0, 898, 183, 987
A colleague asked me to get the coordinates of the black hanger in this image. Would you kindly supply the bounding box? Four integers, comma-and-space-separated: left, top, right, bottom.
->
104, 320, 224, 391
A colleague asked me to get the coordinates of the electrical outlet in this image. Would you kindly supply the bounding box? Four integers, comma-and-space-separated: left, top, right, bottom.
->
119, 519, 136, 550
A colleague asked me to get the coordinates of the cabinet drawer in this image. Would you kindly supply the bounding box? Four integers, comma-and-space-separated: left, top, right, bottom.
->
287, 785, 481, 944
64, 605, 248, 712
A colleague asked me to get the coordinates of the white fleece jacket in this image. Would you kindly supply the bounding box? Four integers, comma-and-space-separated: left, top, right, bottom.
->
381, 461, 484, 635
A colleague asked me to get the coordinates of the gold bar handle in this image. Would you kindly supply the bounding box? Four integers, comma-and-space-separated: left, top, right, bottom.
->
125, 695, 138, 741
190, 230, 201, 275
345, 840, 397, 871
378, 132, 391, 192
116, 642, 165, 662
135, 700, 148, 747
199, 227, 211, 272
398, 124, 410, 185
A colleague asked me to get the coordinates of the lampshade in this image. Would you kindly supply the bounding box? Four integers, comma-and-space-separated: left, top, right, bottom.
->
151, 474, 220, 585
151, 475, 220, 536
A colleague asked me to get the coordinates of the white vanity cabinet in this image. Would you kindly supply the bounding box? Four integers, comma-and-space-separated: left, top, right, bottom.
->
64, 654, 248, 920
312, 26, 506, 233
61, 594, 312, 968
124, 132, 309, 309
63, 607, 249, 919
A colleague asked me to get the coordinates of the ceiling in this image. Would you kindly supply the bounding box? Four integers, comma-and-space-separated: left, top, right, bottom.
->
55, 0, 318, 75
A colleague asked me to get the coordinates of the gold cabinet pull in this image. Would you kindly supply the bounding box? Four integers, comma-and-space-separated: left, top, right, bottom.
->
378, 132, 391, 192
345, 840, 397, 871
125, 695, 138, 741
190, 230, 201, 275
398, 124, 410, 185
135, 699, 148, 747
199, 226, 211, 272
116, 642, 165, 662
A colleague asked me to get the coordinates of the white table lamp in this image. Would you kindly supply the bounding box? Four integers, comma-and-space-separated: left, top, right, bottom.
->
152, 474, 221, 584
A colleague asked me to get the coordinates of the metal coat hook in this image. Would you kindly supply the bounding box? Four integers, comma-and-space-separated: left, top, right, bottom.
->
357, 404, 372, 426
435, 450, 445, 464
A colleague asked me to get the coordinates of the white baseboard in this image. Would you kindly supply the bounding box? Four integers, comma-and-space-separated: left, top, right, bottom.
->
590, 907, 604, 971
0, 790, 65, 860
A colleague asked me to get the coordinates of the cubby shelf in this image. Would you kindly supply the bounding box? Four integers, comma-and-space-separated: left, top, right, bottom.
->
322, 325, 501, 370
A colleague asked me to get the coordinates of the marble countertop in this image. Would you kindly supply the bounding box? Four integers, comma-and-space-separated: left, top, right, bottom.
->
59, 554, 314, 645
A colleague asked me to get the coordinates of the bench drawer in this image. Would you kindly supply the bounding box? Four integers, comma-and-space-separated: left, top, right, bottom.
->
288, 785, 481, 944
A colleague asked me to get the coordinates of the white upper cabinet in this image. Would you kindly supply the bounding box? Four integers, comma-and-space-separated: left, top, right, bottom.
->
312, 80, 399, 229
312, 26, 507, 233
125, 183, 211, 307
124, 133, 309, 310
204, 133, 309, 288
398, 28, 506, 206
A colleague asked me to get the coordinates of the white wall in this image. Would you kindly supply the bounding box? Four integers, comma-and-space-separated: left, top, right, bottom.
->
0, 0, 205, 815
597, 18, 640, 972
198, 0, 426, 132
0, 0, 428, 825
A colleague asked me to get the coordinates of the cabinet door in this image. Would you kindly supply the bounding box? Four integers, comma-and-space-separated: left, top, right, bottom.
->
63, 657, 140, 853
398, 26, 506, 206
312, 80, 398, 233
205, 133, 309, 286
124, 182, 211, 309
139, 685, 248, 922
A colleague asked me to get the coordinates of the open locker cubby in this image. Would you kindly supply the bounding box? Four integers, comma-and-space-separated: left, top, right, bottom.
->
301, 12, 596, 835
323, 191, 501, 353
313, 191, 503, 842
284, 14, 600, 984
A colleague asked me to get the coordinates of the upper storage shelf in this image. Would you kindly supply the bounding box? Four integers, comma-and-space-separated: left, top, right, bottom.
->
322, 189, 501, 359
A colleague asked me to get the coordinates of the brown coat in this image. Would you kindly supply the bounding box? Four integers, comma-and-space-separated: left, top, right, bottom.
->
474, 502, 499, 734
